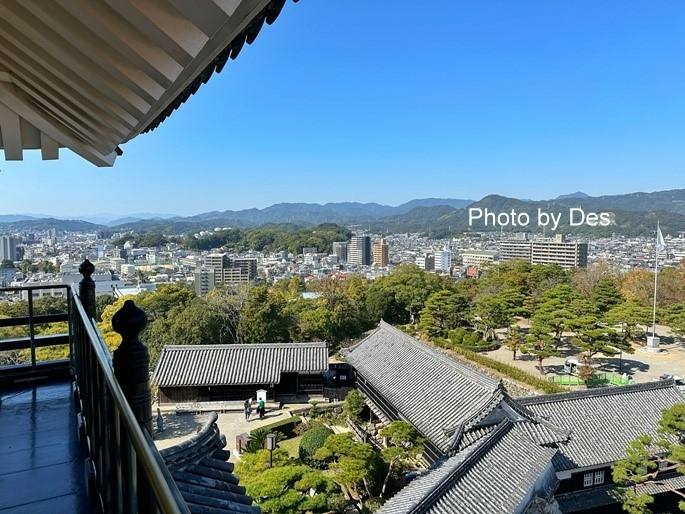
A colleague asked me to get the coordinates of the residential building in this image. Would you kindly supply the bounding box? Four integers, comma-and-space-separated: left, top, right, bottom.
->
348, 236, 372, 266
204, 253, 256, 285
194, 267, 216, 296
416, 253, 435, 271
332, 241, 348, 262
462, 249, 499, 267
531, 235, 588, 268
499, 240, 533, 262
373, 238, 389, 267
232, 258, 258, 281
434, 246, 452, 272
0, 235, 17, 261
499, 235, 588, 269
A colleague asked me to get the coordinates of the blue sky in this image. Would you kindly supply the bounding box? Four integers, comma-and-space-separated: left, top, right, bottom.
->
2, 1, 683, 217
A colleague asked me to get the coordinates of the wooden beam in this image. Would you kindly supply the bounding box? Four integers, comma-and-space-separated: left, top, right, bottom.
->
0, 4, 151, 115
0, 102, 23, 160
60, 0, 182, 86
0, 82, 116, 166
40, 132, 59, 160
0, 21, 141, 126
8, 2, 161, 105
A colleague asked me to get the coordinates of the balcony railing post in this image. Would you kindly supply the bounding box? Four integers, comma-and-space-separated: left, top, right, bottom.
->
111, 299, 154, 512
79, 259, 97, 321
111, 299, 152, 431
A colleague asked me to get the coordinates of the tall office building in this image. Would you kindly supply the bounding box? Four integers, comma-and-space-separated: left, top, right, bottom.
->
332, 242, 348, 263
372, 238, 389, 267
0, 235, 17, 261
348, 236, 372, 266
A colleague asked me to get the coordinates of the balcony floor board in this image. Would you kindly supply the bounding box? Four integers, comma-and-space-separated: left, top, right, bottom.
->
0, 380, 93, 513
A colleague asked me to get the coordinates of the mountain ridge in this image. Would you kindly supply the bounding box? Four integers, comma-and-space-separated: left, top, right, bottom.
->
1, 189, 684, 238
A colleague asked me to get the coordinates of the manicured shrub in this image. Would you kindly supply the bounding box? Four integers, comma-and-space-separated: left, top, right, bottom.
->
255, 416, 302, 438
298, 426, 334, 467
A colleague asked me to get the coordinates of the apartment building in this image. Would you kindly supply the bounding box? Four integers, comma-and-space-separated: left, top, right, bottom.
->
348, 236, 372, 266
499, 234, 588, 269
373, 238, 389, 267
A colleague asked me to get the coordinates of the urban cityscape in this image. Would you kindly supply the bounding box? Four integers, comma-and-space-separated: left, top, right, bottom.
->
1, 1, 683, 514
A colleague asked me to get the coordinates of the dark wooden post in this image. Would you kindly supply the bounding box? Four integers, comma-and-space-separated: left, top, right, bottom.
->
78, 259, 97, 320
112, 299, 152, 432
112, 299, 153, 511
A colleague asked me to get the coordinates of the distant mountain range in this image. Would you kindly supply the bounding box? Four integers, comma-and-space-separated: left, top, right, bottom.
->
2, 189, 685, 238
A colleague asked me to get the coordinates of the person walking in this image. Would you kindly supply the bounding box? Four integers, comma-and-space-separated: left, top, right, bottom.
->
244, 398, 252, 421
258, 397, 265, 419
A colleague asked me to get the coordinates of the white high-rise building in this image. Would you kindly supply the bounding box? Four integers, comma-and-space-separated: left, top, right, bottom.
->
434, 246, 452, 272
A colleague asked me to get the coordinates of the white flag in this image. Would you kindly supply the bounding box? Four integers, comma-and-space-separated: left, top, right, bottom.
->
657, 225, 666, 252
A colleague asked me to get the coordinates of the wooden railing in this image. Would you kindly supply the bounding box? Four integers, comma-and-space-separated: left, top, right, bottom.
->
0, 262, 190, 514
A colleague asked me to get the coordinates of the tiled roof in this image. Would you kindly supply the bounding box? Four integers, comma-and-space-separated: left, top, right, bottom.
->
161, 412, 259, 514
153, 343, 329, 387
346, 321, 505, 453
518, 380, 685, 471
376, 419, 558, 514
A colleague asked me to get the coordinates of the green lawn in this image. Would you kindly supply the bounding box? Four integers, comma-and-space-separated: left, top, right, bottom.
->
278, 435, 304, 458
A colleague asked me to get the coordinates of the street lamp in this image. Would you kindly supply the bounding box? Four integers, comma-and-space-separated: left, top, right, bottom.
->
266, 432, 277, 468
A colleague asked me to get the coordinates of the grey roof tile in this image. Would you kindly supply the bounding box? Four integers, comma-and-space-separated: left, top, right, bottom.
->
161, 412, 259, 513
518, 381, 685, 470
345, 321, 502, 453
153, 343, 328, 387
377, 420, 558, 514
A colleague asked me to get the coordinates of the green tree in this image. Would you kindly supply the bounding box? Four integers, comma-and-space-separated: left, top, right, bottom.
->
604, 300, 653, 341
378, 421, 425, 498
591, 277, 624, 314
136, 283, 195, 322
571, 323, 633, 361
0, 259, 14, 269
472, 294, 514, 342
344, 389, 366, 423
241, 285, 291, 344
367, 265, 444, 324
418, 290, 469, 338
521, 326, 558, 374
612, 405, 685, 512
663, 303, 685, 338
243, 464, 341, 514
504, 325, 525, 360
314, 433, 385, 507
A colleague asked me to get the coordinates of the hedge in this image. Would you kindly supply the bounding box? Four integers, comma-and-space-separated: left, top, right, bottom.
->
446, 345, 567, 394
251, 416, 302, 438
299, 426, 334, 468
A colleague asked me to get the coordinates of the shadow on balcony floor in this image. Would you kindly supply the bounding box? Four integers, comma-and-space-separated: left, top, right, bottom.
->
0, 379, 93, 513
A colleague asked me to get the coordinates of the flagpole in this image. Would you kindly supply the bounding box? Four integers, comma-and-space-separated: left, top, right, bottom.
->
651, 222, 660, 338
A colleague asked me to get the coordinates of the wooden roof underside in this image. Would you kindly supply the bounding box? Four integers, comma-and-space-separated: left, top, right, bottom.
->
0, 0, 290, 166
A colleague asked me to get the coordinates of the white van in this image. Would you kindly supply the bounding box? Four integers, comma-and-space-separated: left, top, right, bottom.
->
563, 358, 580, 375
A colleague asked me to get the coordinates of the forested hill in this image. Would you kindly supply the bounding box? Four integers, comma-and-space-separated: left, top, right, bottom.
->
1, 189, 684, 237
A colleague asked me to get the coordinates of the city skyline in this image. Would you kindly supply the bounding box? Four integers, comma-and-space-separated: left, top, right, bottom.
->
1, 1, 683, 216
